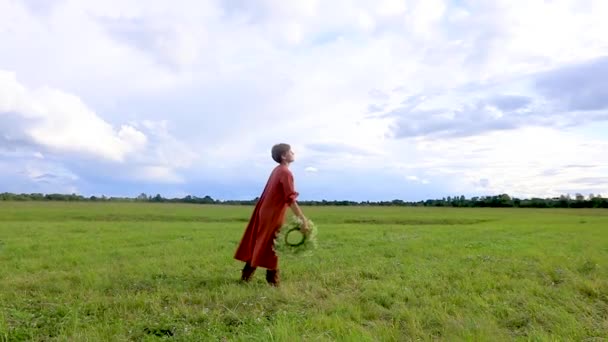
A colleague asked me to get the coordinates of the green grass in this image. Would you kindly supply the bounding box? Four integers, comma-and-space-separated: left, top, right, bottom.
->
0, 202, 607, 341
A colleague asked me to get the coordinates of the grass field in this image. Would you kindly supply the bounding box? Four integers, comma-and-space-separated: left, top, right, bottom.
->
0, 202, 607, 341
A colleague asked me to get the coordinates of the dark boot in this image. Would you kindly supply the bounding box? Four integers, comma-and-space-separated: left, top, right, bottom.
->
266, 269, 280, 287
241, 262, 256, 282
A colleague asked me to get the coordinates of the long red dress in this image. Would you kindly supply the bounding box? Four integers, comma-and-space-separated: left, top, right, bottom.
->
234, 164, 299, 270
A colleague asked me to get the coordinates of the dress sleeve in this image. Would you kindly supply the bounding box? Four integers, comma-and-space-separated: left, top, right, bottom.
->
281, 170, 299, 205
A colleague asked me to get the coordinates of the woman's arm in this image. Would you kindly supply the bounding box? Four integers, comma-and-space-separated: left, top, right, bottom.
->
290, 201, 309, 233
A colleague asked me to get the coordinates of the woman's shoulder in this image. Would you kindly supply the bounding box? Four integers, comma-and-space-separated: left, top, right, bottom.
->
272, 165, 293, 177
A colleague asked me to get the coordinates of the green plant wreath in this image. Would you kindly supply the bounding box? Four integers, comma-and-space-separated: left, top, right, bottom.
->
275, 216, 317, 256
285, 227, 306, 246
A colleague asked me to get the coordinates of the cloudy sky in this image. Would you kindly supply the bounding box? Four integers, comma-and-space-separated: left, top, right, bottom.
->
1, 0, 607, 201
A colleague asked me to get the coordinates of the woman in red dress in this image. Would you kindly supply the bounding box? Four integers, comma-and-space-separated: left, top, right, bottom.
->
234, 143, 309, 286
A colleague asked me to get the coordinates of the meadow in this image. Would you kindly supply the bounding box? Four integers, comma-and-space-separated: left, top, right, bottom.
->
0, 202, 606, 341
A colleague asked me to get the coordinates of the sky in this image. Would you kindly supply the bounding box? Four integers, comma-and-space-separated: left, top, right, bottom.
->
1, 0, 607, 201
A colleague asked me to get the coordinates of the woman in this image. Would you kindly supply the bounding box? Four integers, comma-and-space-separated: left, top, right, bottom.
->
234, 143, 309, 286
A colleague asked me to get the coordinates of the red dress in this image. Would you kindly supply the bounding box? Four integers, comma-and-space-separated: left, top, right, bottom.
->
234, 165, 299, 270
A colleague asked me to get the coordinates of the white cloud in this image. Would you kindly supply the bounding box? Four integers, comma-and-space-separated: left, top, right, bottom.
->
0, 0, 185, 102
305, 167, 318, 173
397, 125, 608, 198
0, 69, 198, 189
136, 120, 198, 169
138, 166, 184, 183
0, 70, 146, 162
406, 175, 431, 185
406, 0, 446, 36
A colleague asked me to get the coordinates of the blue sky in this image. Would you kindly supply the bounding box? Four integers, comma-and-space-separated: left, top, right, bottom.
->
1, 0, 607, 201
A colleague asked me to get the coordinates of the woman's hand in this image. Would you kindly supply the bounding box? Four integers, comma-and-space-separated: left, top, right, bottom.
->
300, 218, 310, 234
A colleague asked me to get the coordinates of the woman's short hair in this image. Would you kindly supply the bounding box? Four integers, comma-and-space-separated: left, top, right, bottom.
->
271, 143, 291, 163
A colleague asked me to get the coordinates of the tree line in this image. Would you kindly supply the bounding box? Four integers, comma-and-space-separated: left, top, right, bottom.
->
1, 192, 607, 208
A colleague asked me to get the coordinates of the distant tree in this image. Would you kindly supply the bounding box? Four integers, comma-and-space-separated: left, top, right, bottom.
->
2, 190, 608, 208
558, 195, 571, 208
29, 193, 45, 201
201, 195, 214, 204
